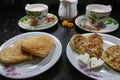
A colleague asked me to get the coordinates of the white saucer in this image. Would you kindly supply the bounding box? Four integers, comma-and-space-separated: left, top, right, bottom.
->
0, 32, 62, 79
18, 13, 58, 30
67, 33, 120, 80
75, 15, 119, 33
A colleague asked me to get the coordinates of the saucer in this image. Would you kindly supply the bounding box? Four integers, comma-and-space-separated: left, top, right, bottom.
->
18, 13, 58, 30
75, 15, 119, 33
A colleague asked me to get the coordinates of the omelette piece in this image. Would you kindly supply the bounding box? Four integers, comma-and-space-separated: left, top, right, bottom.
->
87, 33, 104, 47
21, 35, 54, 57
0, 40, 32, 64
70, 33, 104, 58
101, 45, 120, 71
86, 33, 104, 58
70, 34, 88, 54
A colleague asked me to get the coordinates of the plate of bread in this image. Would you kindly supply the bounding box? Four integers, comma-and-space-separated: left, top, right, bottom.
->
67, 33, 120, 80
0, 32, 62, 79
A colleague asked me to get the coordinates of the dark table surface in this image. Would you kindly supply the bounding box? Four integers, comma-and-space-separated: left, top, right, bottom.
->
0, 4, 120, 80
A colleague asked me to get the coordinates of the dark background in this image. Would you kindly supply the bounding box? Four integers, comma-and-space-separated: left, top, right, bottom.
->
0, 0, 120, 24
0, 0, 120, 80
0, 0, 120, 12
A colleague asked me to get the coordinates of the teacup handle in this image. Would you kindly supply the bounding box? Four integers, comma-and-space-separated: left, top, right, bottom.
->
107, 5, 112, 9
25, 4, 31, 7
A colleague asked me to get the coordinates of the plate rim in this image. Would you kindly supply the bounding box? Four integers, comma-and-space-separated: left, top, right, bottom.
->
0, 32, 62, 79
75, 15, 119, 33
18, 13, 58, 30
66, 33, 120, 80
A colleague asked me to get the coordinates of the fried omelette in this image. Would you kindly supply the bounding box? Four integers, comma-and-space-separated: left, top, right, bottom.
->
21, 35, 54, 57
70, 34, 88, 54
101, 45, 120, 71
85, 33, 104, 57
70, 33, 104, 58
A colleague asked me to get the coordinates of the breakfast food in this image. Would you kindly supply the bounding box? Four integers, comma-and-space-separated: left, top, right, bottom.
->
78, 53, 90, 65
70, 33, 104, 58
29, 6, 45, 11
21, 35, 54, 57
70, 34, 88, 54
78, 53, 104, 68
90, 57, 104, 69
0, 40, 32, 64
86, 33, 104, 57
0, 35, 54, 65
101, 45, 120, 71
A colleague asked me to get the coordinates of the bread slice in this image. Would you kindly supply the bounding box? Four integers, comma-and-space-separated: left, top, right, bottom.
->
21, 35, 54, 57
0, 40, 32, 64
101, 45, 120, 71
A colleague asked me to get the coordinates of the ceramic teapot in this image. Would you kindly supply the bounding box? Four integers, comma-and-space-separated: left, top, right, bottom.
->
58, 0, 78, 21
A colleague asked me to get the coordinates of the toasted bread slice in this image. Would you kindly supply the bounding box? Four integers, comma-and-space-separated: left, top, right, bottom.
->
101, 45, 120, 71
0, 40, 32, 64
21, 35, 54, 57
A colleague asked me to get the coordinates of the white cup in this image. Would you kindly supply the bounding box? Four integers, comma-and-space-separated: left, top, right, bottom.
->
25, 4, 48, 26
86, 4, 112, 27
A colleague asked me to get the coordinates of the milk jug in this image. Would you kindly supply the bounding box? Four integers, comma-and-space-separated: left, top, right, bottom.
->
58, 0, 78, 21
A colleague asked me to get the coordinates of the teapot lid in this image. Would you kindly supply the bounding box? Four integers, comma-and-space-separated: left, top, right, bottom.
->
60, 0, 76, 2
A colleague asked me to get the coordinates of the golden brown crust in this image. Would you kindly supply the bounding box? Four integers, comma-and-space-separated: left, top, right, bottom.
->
0, 40, 32, 64
87, 33, 103, 47
21, 35, 54, 57
85, 33, 104, 57
70, 34, 88, 54
101, 45, 120, 71
70, 33, 104, 58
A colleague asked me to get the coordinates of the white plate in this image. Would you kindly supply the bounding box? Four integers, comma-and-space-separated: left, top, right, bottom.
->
66, 33, 120, 80
0, 32, 62, 79
18, 13, 58, 30
75, 15, 119, 33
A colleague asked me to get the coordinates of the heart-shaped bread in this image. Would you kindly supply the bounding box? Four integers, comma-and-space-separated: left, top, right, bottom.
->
70, 33, 104, 58
0, 40, 32, 64
21, 35, 54, 57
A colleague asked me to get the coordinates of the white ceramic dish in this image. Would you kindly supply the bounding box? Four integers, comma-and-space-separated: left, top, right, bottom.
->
18, 13, 58, 30
75, 15, 119, 33
0, 32, 62, 79
66, 33, 120, 80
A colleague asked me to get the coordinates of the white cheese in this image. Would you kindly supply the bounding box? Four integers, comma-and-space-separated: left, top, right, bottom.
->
78, 53, 90, 65
90, 57, 104, 69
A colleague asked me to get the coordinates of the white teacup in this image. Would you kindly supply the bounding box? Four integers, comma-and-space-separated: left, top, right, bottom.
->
86, 4, 112, 27
25, 4, 48, 26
